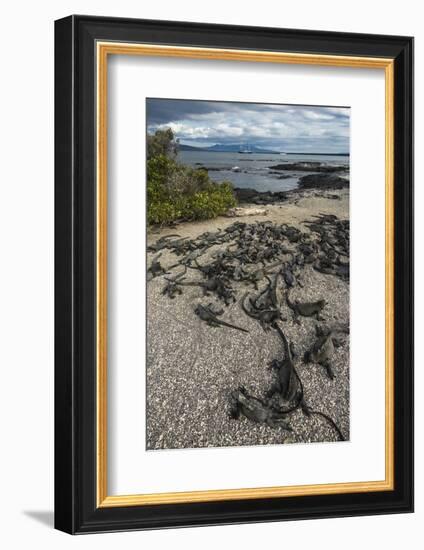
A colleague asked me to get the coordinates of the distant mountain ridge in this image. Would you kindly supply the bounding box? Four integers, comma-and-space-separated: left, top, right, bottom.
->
178, 143, 349, 155
178, 143, 280, 154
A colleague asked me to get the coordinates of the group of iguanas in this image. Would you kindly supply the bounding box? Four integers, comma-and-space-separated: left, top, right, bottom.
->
148, 215, 349, 288
147, 215, 349, 443
229, 271, 347, 440
229, 320, 347, 441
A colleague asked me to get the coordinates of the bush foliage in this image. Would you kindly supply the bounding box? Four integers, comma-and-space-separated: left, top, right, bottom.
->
147, 130, 236, 225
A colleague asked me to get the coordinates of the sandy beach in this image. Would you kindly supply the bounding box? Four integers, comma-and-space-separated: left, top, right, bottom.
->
146, 187, 350, 450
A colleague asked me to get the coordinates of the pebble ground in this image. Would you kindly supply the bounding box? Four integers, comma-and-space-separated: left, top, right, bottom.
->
146, 189, 350, 450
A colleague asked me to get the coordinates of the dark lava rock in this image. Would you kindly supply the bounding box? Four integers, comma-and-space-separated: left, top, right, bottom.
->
269, 162, 346, 173
298, 173, 349, 190
269, 171, 292, 179
195, 165, 226, 171
234, 187, 288, 205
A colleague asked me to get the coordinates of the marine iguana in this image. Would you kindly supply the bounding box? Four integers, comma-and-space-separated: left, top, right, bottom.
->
281, 225, 301, 243
161, 268, 187, 299
169, 247, 207, 268
304, 324, 349, 379
267, 322, 299, 402
266, 273, 280, 308
285, 289, 326, 323
244, 267, 268, 289
270, 322, 343, 441
229, 387, 292, 430
162, 279, 183, 299
194, 304, 249, 333
335, 264, 350, 280
313, 260, 336, 276
181, 260, 236, 302
304, 330, 336, 379
192, 258, 227, 278
241, 293, 281, 330
147, 253, 168, 280
276, 354, 346, 441
281, 263, 296, 287
303, 214, 350, 281
250, 274, 279, 311
147, 234, 182, 252
170, 276, 226, 294
207, 277, 236, 304
243, 262, 281, 289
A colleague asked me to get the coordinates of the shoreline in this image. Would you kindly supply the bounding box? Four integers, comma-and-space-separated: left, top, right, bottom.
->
148, 186, 349, 240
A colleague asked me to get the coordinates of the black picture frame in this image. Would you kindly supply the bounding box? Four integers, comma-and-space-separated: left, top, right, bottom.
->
55, 15, 414, 534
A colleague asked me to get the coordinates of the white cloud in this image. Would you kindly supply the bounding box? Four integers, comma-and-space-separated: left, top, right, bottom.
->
147, 99, 350, 152
302, 110, 335, 121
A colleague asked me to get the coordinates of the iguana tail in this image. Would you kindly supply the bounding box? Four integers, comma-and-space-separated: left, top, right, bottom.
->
307, 409, 345, 441
241, 292, 258, 319
218, 319, 249, 333
285, 289, 295, 311
273, 321, 291, 359
269, 272, 279, 307
164, 267, 187, 282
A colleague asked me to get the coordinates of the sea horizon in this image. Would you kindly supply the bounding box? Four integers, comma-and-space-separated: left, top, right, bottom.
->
178, 150, 349, 192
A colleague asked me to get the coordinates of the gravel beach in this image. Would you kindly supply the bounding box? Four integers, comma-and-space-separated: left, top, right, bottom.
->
146, 188, 350, 450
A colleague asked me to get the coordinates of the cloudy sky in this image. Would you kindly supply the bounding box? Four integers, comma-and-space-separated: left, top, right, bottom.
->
146, 98, 350, 153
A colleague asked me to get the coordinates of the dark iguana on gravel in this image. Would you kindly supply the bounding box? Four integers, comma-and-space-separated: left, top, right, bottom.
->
270, 326, 346, 440
304, 328, 335, 379
161, 268, 187, 299
198, 277, 235, 304
249, 273, 280, 311
265, 273, 280, 308
281, 262, 296, 288
304, 324, 349, 380
147, 253, 168, 280
241, 292, 281, 331
194, 304, 249, 333
147, 234, 182, 253
285, 289, 326, 323
267, 323, 299, 403
229, 387, 292, 430
241, 261, 282, 289
162, 279, 183, 299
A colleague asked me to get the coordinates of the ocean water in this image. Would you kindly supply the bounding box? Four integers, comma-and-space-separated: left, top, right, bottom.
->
178, 151, 349, 193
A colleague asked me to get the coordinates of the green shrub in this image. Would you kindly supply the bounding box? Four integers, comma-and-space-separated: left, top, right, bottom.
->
185, 183, 236, 220
147, 152, 237, 225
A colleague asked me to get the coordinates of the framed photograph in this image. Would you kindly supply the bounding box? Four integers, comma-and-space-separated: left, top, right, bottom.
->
54, 15, 413, 534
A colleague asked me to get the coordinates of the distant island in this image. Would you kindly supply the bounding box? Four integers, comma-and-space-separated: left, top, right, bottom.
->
178, 143, 349, 156
178, 143, 280, 154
